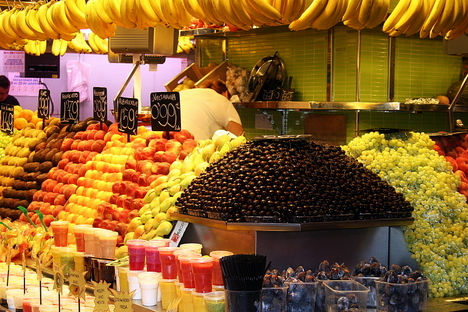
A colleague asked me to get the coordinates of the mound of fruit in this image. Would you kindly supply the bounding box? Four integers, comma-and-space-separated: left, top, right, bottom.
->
177, 135, 413, 222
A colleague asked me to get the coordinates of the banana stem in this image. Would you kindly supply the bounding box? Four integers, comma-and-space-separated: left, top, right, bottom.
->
17, 206, 37, 228
0, 222, 12, 230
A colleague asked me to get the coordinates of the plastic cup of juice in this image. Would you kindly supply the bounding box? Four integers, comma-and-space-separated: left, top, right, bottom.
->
191, 257, 214, 293
117, 266, 130, 293
181, 287, 195, 312
72, 224, 92, 253
174, 249, 199, 284
50, 221, 69, 247
144, 240, 168, 273
209, 251, 233, 287
158, 247, 180, 279
127, 270, 144, 300
127, 239, 147, 271
179, 254, 202, 289
159, 279, 177, 310
138, 272, 160, 306
99, 230, 118, 260
83, 227, 97, 256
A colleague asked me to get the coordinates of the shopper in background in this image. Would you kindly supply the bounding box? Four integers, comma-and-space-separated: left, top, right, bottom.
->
179, 79, 244, 140
0, 75, 20, 106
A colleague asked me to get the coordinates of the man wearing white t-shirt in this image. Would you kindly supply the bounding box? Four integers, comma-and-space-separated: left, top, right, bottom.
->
179, 80, 244, 140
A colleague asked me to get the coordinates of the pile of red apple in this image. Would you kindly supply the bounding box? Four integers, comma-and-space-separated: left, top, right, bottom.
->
433, 133, 468, 199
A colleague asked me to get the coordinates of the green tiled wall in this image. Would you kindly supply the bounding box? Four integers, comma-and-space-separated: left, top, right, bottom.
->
197, 25, 465, 143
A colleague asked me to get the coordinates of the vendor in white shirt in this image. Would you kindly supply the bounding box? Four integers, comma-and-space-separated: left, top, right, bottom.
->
179, 79, 244, 140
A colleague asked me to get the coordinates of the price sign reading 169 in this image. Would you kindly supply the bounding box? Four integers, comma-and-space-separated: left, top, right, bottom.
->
117, 97, 138, 135
0, 104, 14, 135
60, 92, 80, 124
150, 92, 181, 132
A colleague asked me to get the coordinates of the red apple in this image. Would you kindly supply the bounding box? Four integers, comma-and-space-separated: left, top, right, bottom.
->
149, 138, 168, 151
162, 151, 177, 164
136, 160, 154, 174
182, 139, 197, 152
155, 162, 171, 175
153, 151, 165, 162
445, 156, 458, 171
135, 186, 150, 198
456, 156, 468, 174
126, 158, 137, 170
165, 140, 182, 154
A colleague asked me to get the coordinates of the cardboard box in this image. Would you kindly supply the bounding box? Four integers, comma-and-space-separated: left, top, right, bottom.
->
164, 63, 203, 91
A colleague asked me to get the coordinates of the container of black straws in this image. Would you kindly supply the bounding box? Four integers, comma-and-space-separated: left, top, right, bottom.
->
220, 254, 268, 312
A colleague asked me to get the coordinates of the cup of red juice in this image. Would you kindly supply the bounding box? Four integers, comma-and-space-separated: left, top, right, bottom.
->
191, 257, 214, 293
158, 247, 180, 279
72, 224, 92, 253
144, 240, 168, 272
127, 239, 147, 271
209, 250, 233, 287
179, 254, 202, 289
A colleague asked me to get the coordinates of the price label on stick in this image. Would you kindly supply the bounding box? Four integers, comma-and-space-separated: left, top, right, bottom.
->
150, 92, 181, 131
117, 97, 138, 135
0, 104, 14, 135
37, 89, 50, 119
60, 92, 80, 124
93, 87, 107, 123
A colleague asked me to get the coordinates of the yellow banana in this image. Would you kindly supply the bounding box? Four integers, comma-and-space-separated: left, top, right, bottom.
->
343, 0, 363, 21
392, 0, 423, 34
364, 0, 389, 29
429, 0, 453, 38
95, 0, 114, 24
289, 0, 307, 21
401, 0, 428, 35
3, 8, 19, 39
174, 0, 193, 28
52, 1, 80, 35
311, 0, 346, 30
289, 0, 328, 31
137, 0, 162, 25
419, 0, 445, 38
119, 0, 138, 28
0, 11, 16, 44
37, 2, 61, 39
445, 1, 468, 40
343, 16, 366, 30
93, 32, 109, 53
25, 4, 49, 40
105, 0, 127, 27
51, 38, 62, 56
159, 0, 182, 28
197, 0, 223, 24
15, 8, 38, 40
230, 0, 254, 27
182, 0, 206, 20
64, 0, 89, 29
357, 0, 374, 25
87, 32, 101, 53
39, 39, 47, 54
382, 0, 411, 32
245, 0, 282, 22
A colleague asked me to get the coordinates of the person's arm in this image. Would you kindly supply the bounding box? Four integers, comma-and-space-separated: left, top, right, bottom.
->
225, 121, 244, 137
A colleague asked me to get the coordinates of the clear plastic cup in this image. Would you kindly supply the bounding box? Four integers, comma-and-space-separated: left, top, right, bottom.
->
138, 272, 160, 306
50, 221, 69, 247
179, 243, 203, 254
158, 247, 180, 279
174, 249, 199, 284
190, 257, 214, 293
127, 239, 147, 271
72, 224, 92, 253
127, 270, 144, 300
144, 240, 168, 273
83, 227, 97, 256
159, 279, 177, 310
209, 251, 233, 287
179, 254, 202, 289
99, 230, 118, 260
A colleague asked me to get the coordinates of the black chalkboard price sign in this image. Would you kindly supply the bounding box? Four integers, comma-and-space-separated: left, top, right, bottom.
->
0, 104, 14, 135
60, 92, 80, 124
37, 89, 50, 119
117, 97, 138, 135
150, 92, 181, 131
93, 87, 107, 123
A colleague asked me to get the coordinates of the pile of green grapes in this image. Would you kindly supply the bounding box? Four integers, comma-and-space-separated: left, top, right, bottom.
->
0, 131, 13, 161
343, 131, 468, 298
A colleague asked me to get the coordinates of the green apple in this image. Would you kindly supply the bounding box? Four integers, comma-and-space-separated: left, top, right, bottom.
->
155, 220, 173, 236
141, 211, 153, 224
127, 217, 142, 232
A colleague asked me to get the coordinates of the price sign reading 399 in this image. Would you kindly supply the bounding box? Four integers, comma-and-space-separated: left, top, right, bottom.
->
60, 92, 80, 124
37, 89, 50, 119
150, 92, 181, 131
117, 97, 138, 135
0, 104, 14, 135
93, 87, 107, 123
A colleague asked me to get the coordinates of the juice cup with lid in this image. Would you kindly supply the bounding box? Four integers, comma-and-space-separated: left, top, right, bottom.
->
50, 221, 69, 247
179, 243, 203, 254
83, 227, 97, 256
174, 249, 199, 284
144, 240, 168, 273
127, 239, 147, 271
138, 272, 160, 306
159, 279, 177, 310
159, 247, 180, 279
99, 230, 118, 260
72, 224, 92, 253
179, 254, 202, 289
209, 251, 233, 287
191, 257, 214, 293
